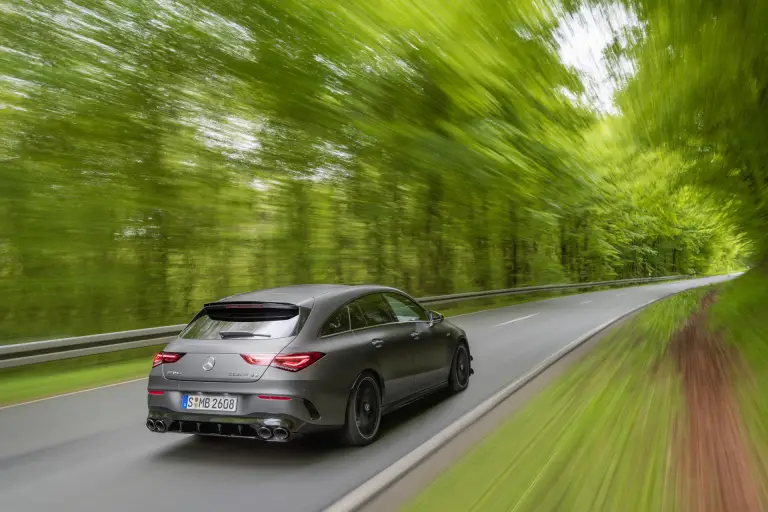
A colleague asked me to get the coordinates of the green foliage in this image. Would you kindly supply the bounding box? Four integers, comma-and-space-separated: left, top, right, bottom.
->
613, 0, 768, 255
0, 0, 746, 341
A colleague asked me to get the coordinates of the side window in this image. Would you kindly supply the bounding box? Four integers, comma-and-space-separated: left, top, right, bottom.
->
383, 293, 429, 322
349, 302, 368, 330
320, 306, 351, 337
355, 294, 396, 327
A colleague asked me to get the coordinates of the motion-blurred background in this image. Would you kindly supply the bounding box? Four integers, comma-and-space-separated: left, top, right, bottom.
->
0, 0, 760, 343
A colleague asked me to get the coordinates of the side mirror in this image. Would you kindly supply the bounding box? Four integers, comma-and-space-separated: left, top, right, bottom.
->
428, 310, 444, 326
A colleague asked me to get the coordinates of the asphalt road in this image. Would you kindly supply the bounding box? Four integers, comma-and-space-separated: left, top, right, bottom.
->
0, 275, 736, 512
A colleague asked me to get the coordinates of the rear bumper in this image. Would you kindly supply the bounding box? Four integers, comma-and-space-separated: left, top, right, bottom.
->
147, 389, 321, 426
147, 396, 335, 441
144, 414, 332, 442
146, 367, 350, 438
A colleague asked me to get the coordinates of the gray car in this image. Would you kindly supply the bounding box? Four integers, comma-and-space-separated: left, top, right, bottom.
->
146, 284, 473, 445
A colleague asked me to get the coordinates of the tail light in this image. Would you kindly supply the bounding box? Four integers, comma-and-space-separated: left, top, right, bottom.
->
240, 354, 275, 366
273, 352, 325, 371
152, 352, 185, 368
240, 352, 325, 372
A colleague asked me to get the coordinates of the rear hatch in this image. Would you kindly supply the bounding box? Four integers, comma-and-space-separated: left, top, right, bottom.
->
162, 301, 311, 383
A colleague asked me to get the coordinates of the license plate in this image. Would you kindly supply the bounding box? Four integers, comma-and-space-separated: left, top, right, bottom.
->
182, 394, 238, 412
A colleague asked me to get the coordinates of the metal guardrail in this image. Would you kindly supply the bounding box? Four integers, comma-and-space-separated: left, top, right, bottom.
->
417, 275, 685, 305
0, 275, 687, 369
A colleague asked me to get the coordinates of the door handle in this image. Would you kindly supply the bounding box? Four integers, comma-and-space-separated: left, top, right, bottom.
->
410, 331, 420, 339
371, 338, 384, 348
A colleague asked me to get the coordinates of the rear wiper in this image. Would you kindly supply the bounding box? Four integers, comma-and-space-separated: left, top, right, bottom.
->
218, 331, 272, 339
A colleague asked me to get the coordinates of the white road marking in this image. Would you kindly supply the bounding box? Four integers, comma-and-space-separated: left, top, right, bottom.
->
494, 313, 538, 327
616, 292, 626, 297
0, 377, 148, 411
579, 300, 593, 305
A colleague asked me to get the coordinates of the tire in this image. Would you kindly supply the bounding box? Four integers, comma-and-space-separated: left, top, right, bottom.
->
341, 373, 383, 446
448, 342, 471, 393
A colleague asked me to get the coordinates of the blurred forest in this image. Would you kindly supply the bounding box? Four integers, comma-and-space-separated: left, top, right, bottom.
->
614, 0, 768, 252
0, 0, 750, 341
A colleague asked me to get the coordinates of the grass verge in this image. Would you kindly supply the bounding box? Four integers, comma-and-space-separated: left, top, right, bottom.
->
0, 345, 162, 406
0, 276, 692, 407
403, 287, 711, 512
404, 270, 767, 512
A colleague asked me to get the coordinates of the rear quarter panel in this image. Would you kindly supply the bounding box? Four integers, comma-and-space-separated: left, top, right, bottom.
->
287, 330, 382, 424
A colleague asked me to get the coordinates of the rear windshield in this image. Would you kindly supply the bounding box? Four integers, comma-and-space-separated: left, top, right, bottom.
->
180, 303, 310, 340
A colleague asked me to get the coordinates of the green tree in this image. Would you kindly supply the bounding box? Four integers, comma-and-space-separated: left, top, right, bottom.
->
0, 0, 745, 342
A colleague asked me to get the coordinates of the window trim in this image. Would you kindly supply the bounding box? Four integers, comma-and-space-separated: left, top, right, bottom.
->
317, 299, 369, 339
348, 301, 369, 331
316, 292, 431, 339
382, 292, 430, 323
317, 304, 353, 338
354, 292, 398, 328
316, 292, 405, 338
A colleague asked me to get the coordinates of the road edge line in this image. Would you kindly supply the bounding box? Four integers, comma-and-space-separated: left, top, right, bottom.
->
0, 377, 148, 411
322, 295, 671, 512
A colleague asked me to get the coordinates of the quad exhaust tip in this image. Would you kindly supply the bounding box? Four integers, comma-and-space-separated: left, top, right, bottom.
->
273, 427, 290, 441
146, 418, 167, 433
256, 426, 273, 440
146, 418, 287, 440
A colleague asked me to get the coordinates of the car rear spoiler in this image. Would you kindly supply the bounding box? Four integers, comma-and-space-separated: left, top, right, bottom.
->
197, 302, 300, 322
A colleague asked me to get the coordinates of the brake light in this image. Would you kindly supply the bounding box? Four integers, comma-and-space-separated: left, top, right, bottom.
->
152, 352, 185, 368
258, 395, 292, 401
272, 352, 325, 372
240, 352, 325, 372
148, 390, 165, 395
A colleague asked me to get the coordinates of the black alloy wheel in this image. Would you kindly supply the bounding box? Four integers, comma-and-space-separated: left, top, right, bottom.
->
449, 343, 471, 392
341, 373, 382, 446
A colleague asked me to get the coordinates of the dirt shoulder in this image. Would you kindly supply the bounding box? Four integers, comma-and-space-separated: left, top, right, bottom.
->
670, 292, 763, 512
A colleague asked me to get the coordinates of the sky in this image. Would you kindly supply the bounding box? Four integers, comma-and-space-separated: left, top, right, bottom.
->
556, 3, 640, 114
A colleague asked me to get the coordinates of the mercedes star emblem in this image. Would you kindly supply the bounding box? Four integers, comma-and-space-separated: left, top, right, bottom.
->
202, 356, 215, 371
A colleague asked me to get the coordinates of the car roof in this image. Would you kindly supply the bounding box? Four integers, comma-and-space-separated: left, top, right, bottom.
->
213, 284, 424, 342
217, 284, 402, 307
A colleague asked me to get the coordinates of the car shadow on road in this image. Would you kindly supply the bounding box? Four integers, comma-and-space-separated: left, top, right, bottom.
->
148, 432, 340, 468
148, 388, 456, 467
378, 388, 454, 435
